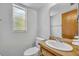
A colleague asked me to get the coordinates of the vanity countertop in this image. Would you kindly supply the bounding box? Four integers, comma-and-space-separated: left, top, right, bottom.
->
39, 38, 79, 56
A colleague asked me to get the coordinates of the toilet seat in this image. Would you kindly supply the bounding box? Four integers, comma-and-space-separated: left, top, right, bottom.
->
24, 47, 39, 56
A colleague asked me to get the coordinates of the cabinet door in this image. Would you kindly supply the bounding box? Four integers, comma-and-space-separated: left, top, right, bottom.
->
62, 9, 77, 39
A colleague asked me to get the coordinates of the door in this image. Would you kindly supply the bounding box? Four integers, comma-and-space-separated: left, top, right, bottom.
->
62, 9, 77, 39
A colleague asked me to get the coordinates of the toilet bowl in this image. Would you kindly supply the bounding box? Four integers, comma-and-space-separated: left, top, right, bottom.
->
24, 37, 45, 56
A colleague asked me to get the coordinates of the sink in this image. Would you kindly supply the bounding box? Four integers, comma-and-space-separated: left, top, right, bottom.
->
45, 40, 73, 51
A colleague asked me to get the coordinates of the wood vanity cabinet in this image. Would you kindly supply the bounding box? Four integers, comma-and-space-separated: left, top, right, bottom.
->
40, 46, 56, 56
62, 9, 78, 39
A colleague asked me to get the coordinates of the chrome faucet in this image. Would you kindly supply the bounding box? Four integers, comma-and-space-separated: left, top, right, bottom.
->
55, 38, 63, 42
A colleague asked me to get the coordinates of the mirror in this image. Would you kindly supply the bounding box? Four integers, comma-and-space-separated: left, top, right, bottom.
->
50, 3, 78, 39
78, 3, 79, 36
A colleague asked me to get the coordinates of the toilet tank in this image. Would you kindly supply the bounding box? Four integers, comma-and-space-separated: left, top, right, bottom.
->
35, 37, 45, 48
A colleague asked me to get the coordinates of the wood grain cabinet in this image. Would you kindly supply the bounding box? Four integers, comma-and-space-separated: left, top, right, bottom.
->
40, 47, 56, 56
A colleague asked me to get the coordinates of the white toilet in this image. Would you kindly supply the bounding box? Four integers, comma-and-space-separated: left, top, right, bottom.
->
24, 37, 45, 56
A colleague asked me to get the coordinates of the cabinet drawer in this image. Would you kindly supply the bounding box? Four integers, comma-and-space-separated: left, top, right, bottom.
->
41, 48, 55, 56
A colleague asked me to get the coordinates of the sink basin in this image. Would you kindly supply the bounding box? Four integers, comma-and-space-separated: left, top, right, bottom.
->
45, 40, 73, 51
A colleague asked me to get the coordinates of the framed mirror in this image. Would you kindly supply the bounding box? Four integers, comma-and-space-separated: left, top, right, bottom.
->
50, 3, 78, 39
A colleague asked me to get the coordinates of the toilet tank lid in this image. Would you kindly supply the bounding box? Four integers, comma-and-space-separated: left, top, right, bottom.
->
24, 47, 39, 56
36, 37, 45, 40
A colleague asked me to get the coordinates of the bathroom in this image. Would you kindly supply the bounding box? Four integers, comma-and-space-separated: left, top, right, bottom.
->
0, 3, 79, 56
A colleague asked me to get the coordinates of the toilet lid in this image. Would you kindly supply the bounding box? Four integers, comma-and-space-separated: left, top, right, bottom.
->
24, 47, 39, 56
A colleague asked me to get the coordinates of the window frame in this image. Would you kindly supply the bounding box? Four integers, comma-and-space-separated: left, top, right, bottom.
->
12, 3, 27, 32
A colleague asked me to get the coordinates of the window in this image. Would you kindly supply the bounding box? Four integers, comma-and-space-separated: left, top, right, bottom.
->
13, 4, 27, 31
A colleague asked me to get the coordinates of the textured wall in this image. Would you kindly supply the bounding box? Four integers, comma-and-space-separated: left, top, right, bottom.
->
0, 3, 37, 56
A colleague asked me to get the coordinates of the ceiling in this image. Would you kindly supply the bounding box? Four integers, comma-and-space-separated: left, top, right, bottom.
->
23, 3, 54, 10
50, 3, 78, 16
